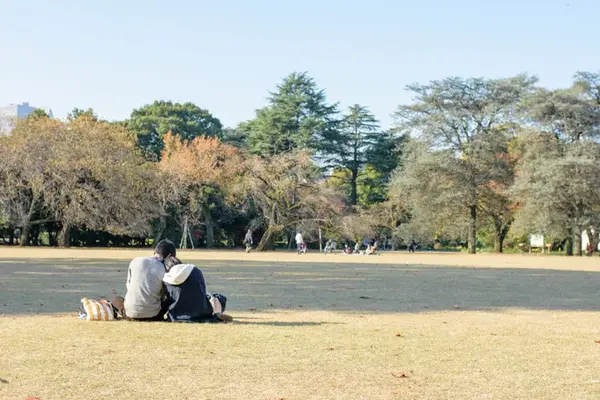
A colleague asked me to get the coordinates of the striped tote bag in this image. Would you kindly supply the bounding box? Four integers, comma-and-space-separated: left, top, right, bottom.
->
79, 298, 116, 321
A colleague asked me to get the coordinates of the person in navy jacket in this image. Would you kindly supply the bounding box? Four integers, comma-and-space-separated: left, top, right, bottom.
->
162, 256, 232, 323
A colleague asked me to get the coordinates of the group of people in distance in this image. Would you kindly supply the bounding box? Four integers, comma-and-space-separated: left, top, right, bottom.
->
341, 239, 381, 255
244, 229, 308, 254
243, 228, 410, 256
111, 239, 232, 323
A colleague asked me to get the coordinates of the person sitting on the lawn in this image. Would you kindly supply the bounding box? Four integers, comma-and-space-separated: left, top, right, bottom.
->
343, 244, 353, 255
365, 244, 375, 255
162, 256, 232, 323
373, 239, 381, 252
299, 241, 308, 254
111, 239, 176, 321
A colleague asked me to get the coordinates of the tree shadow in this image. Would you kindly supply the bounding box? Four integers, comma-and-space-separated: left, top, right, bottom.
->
232, 320, 338, 327
2, 258, 600, 314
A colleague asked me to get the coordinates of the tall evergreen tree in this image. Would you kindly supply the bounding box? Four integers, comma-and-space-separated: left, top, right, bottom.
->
245, 72, 338, 157
322, 104, 398, 205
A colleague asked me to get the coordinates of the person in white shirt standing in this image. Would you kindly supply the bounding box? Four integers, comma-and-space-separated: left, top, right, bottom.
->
295, 231, 303, 254
111, 239, 177, 321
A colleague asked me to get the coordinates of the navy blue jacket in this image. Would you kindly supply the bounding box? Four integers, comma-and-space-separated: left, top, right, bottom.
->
163, 264, 215, 323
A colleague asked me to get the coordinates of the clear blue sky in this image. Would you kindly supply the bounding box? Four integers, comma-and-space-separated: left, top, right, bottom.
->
1, 0, 598, 129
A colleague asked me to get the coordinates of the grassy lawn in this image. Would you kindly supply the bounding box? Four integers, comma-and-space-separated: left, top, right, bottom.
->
2, 249, 600, 399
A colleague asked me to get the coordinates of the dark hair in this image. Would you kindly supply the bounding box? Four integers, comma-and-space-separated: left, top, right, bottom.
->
164, 255, 182, 272
155, 239, 176, 259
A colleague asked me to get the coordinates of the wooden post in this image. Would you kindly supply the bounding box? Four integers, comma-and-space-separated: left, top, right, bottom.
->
180, 216, 188, 249
318, 227, 322, 252
188, 225, 195, 249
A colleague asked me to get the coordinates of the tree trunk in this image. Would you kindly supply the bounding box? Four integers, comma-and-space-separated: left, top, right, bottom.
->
58, 224, 71, 247
493, 222, 511, 253
573, 225, 583, 256
153, 215, 167, 245
203, 203, 214, 248
318, 227, 322, 252
468, 205, 477, 254
565, 231, 573, 256
494, 233, 503, 253
19, 196, 39, 247
256, 226, 275, 252
20, 223, 31, 247
350, 169, 358, 206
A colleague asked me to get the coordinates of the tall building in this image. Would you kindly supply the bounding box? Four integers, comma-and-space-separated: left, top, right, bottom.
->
0, 102, 53, 134
0, 102, 38, 119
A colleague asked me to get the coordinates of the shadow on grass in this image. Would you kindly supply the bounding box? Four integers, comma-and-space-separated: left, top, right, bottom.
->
232, 321, 338, 327
2, 258, 600, 315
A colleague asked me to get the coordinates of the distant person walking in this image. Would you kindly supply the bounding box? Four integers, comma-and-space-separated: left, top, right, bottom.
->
324, 239, 332, 254
295, 231, 304, 254
408, 240, 417, 253
244, 229, 253, 253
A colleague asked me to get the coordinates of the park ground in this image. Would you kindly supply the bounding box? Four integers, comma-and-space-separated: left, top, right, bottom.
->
2, 249, 600, 399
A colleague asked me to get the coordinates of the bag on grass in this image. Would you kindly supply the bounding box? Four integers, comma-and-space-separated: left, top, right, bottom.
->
78, 298, 116, 321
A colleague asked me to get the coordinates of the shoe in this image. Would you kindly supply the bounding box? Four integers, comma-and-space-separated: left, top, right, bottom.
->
216, 313, 233, 323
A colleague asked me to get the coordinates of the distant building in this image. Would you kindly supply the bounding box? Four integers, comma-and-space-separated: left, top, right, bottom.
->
0, 102, 53, 134
0, 102, 38, 119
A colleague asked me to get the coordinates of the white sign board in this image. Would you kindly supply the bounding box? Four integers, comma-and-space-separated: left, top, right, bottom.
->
529, 234, 544, 248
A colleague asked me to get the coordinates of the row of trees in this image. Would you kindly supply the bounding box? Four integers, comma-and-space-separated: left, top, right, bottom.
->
1, 71, 599, 254
393, 72, 600, 255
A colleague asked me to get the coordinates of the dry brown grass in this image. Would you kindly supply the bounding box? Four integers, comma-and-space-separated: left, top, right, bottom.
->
2, 249, 600, 399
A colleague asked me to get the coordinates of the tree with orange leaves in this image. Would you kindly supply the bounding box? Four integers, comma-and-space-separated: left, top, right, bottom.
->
157, 132, 244, 247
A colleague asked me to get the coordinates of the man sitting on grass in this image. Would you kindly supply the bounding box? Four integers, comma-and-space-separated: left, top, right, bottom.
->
111, 239, 176, 321
162, 256, 232, 323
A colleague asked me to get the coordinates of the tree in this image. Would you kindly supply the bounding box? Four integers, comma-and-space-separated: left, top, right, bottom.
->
221, 127, 248, 149
522, 81, 600, 255
0, 116, 158, 246
512, 132, 600, 255
127, 101, 223, 158
67, 107, 98, 121
243, 152, 342, 251
321, 104, 394, 205
27, 109, 49, 120
158, 133, 243, 248
0, 117, 62, 245
364, 195, 409, 250
390, 140, 470, 248
244, 72, 338, 157
393, 75, 537, 253
574, 71, 600, 105
327, 163, 394, 208
526, 88, 600, 143
46, 116, 160, 246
